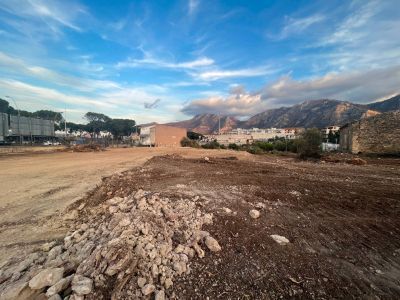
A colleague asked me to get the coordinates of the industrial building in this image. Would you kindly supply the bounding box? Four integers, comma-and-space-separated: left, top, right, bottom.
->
0, 113, 55, 143
140, 124, 186, 147
340, 111, 400, 155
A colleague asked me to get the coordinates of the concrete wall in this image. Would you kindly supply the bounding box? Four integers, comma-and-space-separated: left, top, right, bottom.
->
154, 125, 186, 147
340, 111, 400, 154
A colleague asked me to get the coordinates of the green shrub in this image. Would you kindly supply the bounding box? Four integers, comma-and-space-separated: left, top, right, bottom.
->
297, 128, 322, 158
228, 143, 239, 150
273, 140, 287, 151
180, 137, 199, 148
247, 145, 263, 154
254, 141, 273, 151
201, 140, 221, 149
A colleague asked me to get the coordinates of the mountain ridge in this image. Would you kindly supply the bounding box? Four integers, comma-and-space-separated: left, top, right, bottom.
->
166, 95, 399, 134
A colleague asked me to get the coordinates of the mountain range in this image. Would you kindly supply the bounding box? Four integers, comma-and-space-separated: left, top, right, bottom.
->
167, 94, 400, 134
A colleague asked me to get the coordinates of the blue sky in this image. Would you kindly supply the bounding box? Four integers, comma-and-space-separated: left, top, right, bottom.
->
0, 0, 399, 123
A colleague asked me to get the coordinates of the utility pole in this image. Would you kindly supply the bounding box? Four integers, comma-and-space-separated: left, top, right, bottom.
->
5, 96, 22, 144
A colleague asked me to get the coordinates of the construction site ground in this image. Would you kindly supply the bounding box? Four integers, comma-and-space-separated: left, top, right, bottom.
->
1, 148, 400, 298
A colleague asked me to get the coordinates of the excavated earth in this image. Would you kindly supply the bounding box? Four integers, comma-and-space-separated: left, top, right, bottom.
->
1, 153, 400, 299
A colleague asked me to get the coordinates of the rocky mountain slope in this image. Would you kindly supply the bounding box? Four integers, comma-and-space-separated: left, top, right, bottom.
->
167, 114, 239, 134
171, 95, 399, 134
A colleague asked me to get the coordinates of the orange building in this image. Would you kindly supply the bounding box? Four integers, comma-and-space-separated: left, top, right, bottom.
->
140, 124, 187, 147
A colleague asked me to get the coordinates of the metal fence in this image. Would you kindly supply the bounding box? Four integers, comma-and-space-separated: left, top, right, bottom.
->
9, 115, 55, 137
0, 113, 8, 141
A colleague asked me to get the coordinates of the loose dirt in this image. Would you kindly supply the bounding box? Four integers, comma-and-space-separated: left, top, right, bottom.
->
1, 150, 400, 299
0, 148, 251, 264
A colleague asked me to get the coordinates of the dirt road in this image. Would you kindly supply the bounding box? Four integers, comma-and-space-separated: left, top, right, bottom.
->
0, 147, 250, 263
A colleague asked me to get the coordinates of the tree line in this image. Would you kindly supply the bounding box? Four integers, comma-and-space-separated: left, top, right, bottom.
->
0, 98, 136, 138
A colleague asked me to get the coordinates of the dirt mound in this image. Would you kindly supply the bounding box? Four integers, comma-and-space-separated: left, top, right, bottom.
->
0, 188, 220, 299
68, 144, 105, 153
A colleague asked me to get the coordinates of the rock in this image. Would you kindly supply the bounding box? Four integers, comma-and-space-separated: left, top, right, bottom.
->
107, 197, 123, 205
204, 157, 210, 161
249, 209, 260, 219
137, 277, 146, 288
29, 268, 64, 290
205, 236, 221, 252
47, 245, 63, 261
223, 207, 232, 214
255, 202, 266, 209
142, 284, 155, 296
109, 206, 118, 214
63, 210, 78, 221
193, 243, 205, 258
40, 241, 57, 252
164, 278, 173, 289
270, 234, 290, 245
0, 280, 42, 300
71, 275, 93, 295
155, 290, 165, 300
48, 294, 62, 300
46, 275, 73, 297
119, 217, 131, 227
173, 261, 187, 275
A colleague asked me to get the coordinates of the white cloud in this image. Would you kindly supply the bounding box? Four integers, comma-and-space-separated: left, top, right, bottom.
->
0, 0, 87, 39
188, 0, 199, 15
182, 66, 400, 116
116, 56, 214, 70
194, 66, 276, 81
273, 14, 325, 39
0, 51, 119, 92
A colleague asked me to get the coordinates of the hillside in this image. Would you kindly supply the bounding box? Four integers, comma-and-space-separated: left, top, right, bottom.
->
367, 95, 400, 112
170, 95, 399, 134
167, 114, 239, 134
241, 99, 380, 129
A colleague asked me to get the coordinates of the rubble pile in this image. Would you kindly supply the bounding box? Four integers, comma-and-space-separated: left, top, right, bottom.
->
0, 189, 221, 300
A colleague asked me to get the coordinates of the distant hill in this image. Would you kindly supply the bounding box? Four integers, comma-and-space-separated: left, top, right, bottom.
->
367, 94, 400, 113
168, 95, 399, 134
167, 114, 239, 134
241, 99, 380, 129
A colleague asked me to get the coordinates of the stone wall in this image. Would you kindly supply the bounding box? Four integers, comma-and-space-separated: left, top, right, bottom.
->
340, 111, 400, 154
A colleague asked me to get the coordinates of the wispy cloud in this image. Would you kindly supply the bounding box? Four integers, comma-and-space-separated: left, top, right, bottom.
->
188, 0, 199, 16
182, 65, 400, 116
194, 66, 276, 81
116, 56, 214, 70
0, 0, 87, 39
270, 14, 325, 40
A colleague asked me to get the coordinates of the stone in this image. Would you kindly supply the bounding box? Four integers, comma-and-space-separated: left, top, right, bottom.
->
249, 209, 260, 219
63, 210, 78, 221
48, 294, 62, 300
155, 290, 165, 300
46, 275, 73, 297
164, 278, 173, 289
29, 268, 64, 290
71, 275, 93, 295
270, 234, 290, 245
109, 206, 118, 214
255, 202, 266, 209
119, 217, 131, 227
41, 241, 57, 252
142, 284, 155, 296
47, 245, 63, 261
205, 236, 221, 252
173, 261, 187, 275
223, 207, 232, 214
137, 277, 146, 288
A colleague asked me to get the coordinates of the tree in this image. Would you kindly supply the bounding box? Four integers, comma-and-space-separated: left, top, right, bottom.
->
84, 112, 111, 123
297, 128, 322, 158
33, 110, 64, 122
0, 98, 9, 113
107, 119, 136, 138
187, 131, 204, 140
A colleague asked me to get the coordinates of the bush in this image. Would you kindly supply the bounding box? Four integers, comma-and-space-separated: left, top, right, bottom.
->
201, 140, 221, 149
228, 143, 239, 150
273, 140, 287, 151
180, 137, 199, 148
254, 141, 273, 151
297, 128, 322, 158
247, 145, 263, 154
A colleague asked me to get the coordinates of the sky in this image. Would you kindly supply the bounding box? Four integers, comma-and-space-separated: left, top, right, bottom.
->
0, 0, 399, 124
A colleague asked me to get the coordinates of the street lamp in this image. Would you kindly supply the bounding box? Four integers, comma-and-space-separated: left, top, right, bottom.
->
5, 95, 22, 144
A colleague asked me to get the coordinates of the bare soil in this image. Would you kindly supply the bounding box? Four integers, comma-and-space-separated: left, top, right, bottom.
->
1, 148, 400, 299
75, 154, 400, 299
0, 148, 251, 264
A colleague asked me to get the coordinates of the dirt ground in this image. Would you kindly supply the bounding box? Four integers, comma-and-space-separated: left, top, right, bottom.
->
75, 153, 400, 299
1, 149, 400, 299
0, 147, 251, 264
